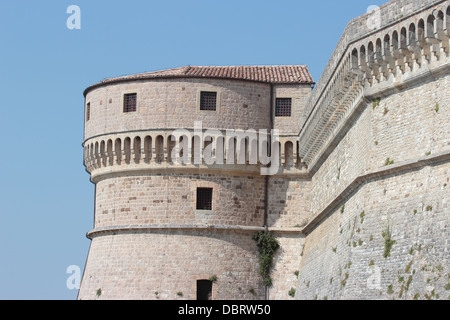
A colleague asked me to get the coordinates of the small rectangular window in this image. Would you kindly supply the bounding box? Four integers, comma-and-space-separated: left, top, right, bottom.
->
196, 188, 213, 210
275, 98, 292, 117
200, 91, 217, 111
123, 93, 137, 113
86, 102, 90, 121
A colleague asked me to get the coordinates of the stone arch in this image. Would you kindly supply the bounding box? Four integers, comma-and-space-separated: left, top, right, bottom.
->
203, 135, 213, 165
215, 136, 225, 165
351, 48, 358, 69
100, 140, 106, 167
226, 137, 237, 165
94, 142, 99, 167
368, 41, 375, 63
155, 135, 164, 163
408, 23, 416, 46
192, 135, 201, 165
418, 19, 425, 42
124, 137, 131, 164
284, 141, 294, 168
383, 34, 391, 55
144, 136, 152, 163
245, 137, 251, 165
133, 136, 141, 163
400, 27, 408, 48
248, 135, 258, 165
114, 138, 122, 165
235, 136, 248, 165
426, 15, 436, 38
436, 10, 444, 33
375, 38, 383, 60
89, 143, 94, 165
179, 135, 189, 164
167, 135, 176, 163
107, 139, 113, 166
392, 30, 399, 50
359, 45, 366, 65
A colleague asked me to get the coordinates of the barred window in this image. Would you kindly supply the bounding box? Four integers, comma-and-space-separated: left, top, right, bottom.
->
86, 102, 90, 121
200, 91, 217, 111
275, 98, 292, 117
123, 93, 137, 113
196, 188, 213, 210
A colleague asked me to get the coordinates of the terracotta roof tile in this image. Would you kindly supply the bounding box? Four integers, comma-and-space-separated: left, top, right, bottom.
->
89, 65, 314, 92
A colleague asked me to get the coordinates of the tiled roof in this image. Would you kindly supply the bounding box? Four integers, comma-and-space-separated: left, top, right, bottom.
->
86, 66, 314, 94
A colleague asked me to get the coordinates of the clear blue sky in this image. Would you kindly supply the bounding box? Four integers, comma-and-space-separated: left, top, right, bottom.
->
0, 0, 388, 300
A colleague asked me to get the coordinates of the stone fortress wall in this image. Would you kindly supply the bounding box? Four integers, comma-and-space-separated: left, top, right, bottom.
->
294, 0, 449, 300
78, 0, 449, 300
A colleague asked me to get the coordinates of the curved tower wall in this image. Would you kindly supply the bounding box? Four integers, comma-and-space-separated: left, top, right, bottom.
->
83, 78, 272, 139
79, 75, 312, 300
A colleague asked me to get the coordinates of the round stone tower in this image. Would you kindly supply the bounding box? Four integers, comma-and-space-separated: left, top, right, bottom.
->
78, 65, 314, 300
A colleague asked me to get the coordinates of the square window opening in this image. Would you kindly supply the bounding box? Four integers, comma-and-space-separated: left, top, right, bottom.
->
196, 188, 213, 210
123, 93, 137, 113
275, 98, 292, 117
200, 91, 217, 111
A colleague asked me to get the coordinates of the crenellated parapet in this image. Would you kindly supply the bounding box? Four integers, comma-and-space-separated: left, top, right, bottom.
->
298, 0, 449, 171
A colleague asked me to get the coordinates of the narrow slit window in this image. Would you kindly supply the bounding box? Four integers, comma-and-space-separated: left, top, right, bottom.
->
196, 188, 213, 210
86, 102, 91, 121
200, 91, 217, 111
275, 98, 292, 117
123, 93, 137, 113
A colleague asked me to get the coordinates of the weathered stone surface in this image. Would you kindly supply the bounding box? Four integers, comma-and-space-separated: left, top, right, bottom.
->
79, 0, 450, 300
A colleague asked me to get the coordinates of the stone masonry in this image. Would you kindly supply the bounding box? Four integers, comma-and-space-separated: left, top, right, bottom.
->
79, 0, 449, 300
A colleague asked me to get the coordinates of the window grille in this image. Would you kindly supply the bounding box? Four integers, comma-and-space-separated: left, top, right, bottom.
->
275, 98, 292, 117
123, 93, 137, 113
200, 91, 217, 111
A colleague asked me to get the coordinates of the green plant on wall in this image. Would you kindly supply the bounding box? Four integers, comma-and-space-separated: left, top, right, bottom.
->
372, 98, 381, 109
288, 288, 296, 297
253, 231, 280, 287
382, 221, 396, 258
385, 158, 394, 166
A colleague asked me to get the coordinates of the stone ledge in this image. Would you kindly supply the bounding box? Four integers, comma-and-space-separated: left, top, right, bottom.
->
86, 224, 304, 239
303, 149, 450, 235
89, 164, 309, 183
